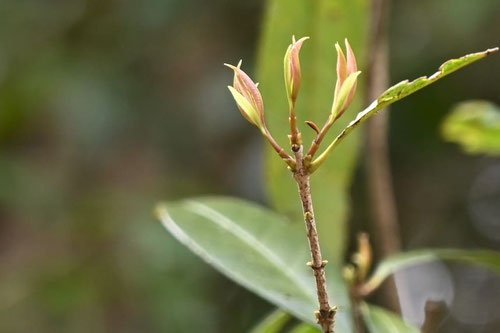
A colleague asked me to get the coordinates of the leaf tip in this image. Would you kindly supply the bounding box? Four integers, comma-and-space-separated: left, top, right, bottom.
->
224, 60, 243, 71
154, 204, 169, 222
486, 47, 499, 55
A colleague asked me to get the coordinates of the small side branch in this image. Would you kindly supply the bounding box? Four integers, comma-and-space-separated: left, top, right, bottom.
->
263, 128, 296, 169
305, 115, 335, 165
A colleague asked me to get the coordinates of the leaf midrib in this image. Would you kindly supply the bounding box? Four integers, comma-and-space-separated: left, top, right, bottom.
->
185, 200, 317, 304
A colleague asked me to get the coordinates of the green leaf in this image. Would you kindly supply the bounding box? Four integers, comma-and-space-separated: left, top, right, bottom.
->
289, 323, 322, 333
363, 249, 500, 295
441, 100, 500, 155
257, 0, 369, 262
377, 48, 498, 104
250, 309, 290, 333
156, 197, 353, 331
250, 309, 322, 333
312, 48, 499, 167
361, 303, 419, 333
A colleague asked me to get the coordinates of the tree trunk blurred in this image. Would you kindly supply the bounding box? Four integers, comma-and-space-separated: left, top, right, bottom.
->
365, 0, 402, 314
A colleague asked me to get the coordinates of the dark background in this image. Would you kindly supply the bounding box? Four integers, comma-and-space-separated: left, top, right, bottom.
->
0, 0, 499, 332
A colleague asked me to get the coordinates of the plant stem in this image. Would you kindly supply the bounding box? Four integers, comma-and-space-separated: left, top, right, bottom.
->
289, 103, 301, 148
293, 145, 336, 333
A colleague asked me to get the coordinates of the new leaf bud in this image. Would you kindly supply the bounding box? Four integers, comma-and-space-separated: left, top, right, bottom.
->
225, 61, 265, 132
332, 39, 360, 120
284, 36, 309, 107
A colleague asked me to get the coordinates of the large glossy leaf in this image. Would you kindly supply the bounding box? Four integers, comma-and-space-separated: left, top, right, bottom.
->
441, 100, 500, 155
361, 303, 419, 333
257, 0, 368, 260
156, 197, 353, 331
250, 310, 290, 333
362, 249, 500, 295
314, 48, 498, 163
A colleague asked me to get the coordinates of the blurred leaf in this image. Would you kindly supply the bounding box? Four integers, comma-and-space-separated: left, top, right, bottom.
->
156, 197, 352, 331
361, 303, 419, 333
251, 309, 321, 333
314, 48, 499, 161
257, 0, 369, 262
441, 100, 500, 155
250, 309, 290, 333
363, 249, 500, 295
289, 323, 322, 333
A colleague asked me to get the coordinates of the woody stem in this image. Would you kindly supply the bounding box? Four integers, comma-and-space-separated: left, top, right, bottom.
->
293, 145, 336, 333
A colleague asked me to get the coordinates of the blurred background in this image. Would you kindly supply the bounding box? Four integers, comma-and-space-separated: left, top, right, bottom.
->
0, 0, 499, 332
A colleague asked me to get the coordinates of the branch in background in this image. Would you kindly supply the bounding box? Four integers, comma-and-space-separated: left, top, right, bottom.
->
421, 300, 447, 333
365, 0, 402, 313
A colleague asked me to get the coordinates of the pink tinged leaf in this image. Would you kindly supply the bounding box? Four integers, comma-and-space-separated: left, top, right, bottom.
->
335, 42, 348, 97
344, 39, 358, 109
284, 44, 293, 103
289, 36, 309, 102
344, 83, 357, 116
235, 99, 255, 124
227, 86, 262, 129
345, 39, 357, 74
336, 71, 361, 120
225, 63, 265, 118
